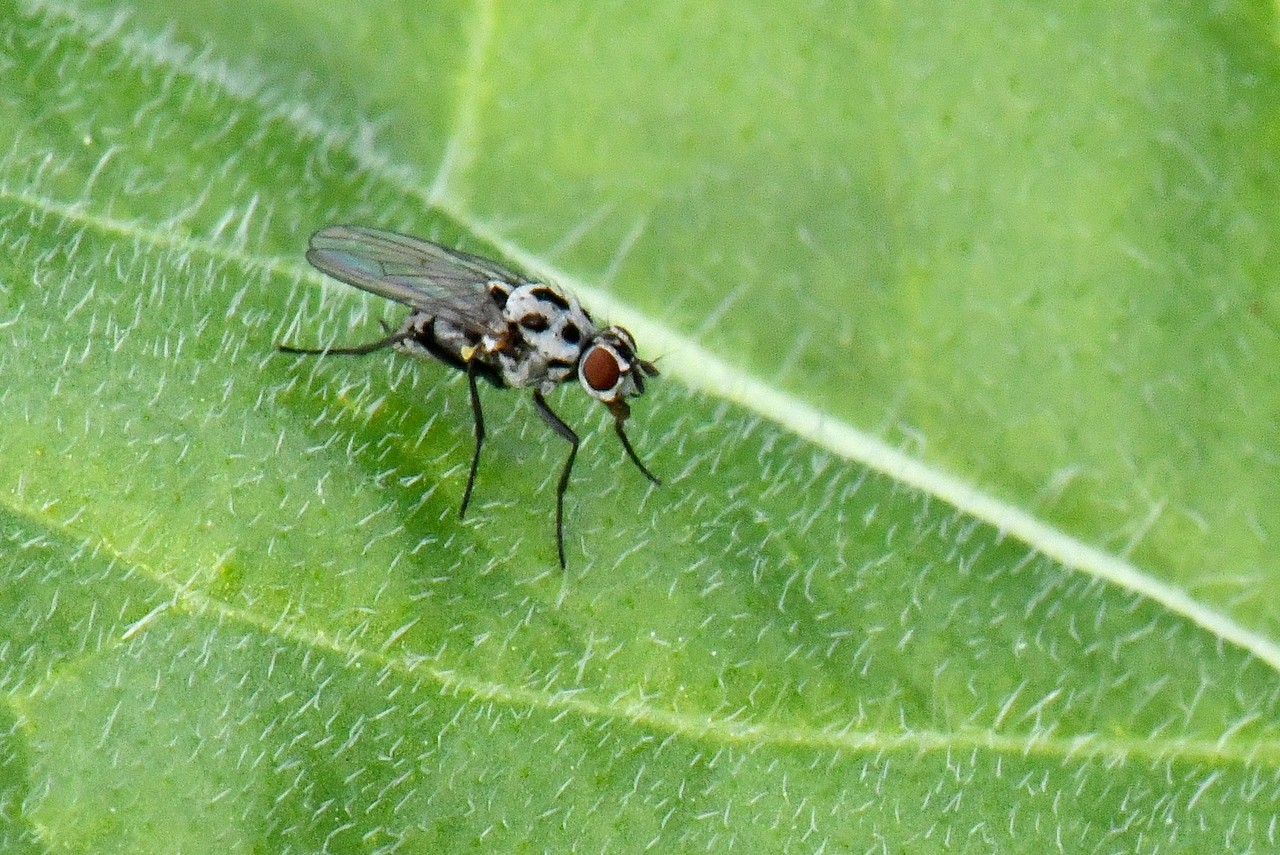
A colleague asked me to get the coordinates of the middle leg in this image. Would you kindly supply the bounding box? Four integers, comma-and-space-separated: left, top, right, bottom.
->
532, 390, 579, 570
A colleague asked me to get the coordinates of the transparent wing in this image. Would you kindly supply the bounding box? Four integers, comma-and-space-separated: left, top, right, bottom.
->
305, 225, 528, 332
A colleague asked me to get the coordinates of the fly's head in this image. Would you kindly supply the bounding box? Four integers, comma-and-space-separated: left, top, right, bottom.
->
577, 325, 658, 423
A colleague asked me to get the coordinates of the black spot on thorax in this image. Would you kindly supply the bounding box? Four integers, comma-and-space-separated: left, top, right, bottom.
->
488, 283, 510, 310
529, 286, 571, 311
520, 313, 551, 332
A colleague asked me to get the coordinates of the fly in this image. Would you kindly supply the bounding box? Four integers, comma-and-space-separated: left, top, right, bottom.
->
279, 225, 660, 568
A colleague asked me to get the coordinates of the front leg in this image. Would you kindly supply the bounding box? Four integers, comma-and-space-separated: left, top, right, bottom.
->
532, 390, 579, 570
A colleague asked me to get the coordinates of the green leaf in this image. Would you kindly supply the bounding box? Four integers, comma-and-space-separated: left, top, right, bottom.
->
2, 0, 1278, 852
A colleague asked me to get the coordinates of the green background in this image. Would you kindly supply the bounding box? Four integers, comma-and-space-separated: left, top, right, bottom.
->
1, 0, 1278, 851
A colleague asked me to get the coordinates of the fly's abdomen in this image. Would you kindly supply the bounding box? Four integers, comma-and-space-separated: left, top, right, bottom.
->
393, 312, 505, 383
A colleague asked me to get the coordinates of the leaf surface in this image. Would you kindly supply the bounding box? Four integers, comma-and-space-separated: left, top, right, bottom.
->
2, 1, 1279, 852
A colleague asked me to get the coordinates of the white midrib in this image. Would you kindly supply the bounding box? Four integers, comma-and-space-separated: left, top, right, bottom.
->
17, 0, 1280, 686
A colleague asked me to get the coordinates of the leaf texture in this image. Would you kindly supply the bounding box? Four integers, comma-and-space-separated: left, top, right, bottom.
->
1, 1, 1278, 852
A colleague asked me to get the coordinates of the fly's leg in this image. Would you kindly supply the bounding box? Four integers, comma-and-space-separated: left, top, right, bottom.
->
614, 421, 661, 486
278, 328, 408, 355
459, 362, 485, 519
532, 390, 579, 570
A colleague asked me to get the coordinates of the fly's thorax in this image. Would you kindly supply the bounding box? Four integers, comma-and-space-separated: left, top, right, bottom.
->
496, 282, 597, 390
577, 325, 657, 411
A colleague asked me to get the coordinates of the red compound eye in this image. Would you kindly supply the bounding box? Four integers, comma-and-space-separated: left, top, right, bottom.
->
581, 346, 621, 393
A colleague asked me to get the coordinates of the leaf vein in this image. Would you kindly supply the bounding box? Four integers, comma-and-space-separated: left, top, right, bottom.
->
4, 501, 1279, 769
426, 0, 496, 207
